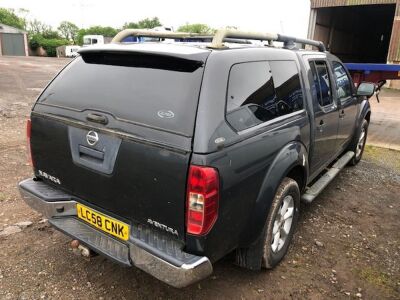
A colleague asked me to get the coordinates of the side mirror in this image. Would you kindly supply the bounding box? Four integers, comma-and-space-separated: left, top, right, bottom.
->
356, 82, 375, 99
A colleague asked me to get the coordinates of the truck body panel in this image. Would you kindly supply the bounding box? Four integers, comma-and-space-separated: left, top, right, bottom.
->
30, 49, 210, 240
20, 38, 371, 287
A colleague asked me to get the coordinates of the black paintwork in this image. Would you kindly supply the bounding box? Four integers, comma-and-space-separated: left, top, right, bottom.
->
30, 113, 191, 239
29, 43, 371, 263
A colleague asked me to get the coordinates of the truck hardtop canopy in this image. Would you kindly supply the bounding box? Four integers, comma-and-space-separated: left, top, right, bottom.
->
78, 42, 212, 62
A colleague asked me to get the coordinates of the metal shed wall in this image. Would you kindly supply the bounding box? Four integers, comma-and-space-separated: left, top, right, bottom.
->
0, 23, 28, 56
388, 1, 400, 61
1, 33, 25, 56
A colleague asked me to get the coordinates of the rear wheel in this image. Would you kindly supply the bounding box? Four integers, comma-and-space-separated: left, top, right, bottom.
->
262, 178, 300, 268
235, 177, 300, 270
348, 119, 369, 166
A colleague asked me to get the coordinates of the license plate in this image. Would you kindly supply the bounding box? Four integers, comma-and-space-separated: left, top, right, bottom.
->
76, 203, 130, 241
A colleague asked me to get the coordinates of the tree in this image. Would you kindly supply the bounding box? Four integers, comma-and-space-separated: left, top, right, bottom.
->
42, 29, 61, 39
29, 34, 69, 57
58, 21, 79, 42
27, 18, 68, 56
138, 17, 162, 29
76, 26, 119, 45
88, 26, 118, 37
225, 25, 238, 30
0, 8, 26, 30
27, 19, 52, 35
177, 23, 214, 34
123, 17, 162, 29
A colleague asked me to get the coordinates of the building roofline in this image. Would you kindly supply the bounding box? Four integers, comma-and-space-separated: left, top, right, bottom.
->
0, 23, 27, 34
310, 0, 396, 9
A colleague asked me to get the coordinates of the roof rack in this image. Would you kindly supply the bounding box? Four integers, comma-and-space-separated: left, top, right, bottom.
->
111, 29, 326, 52
112, 29, 209, 43
209, 29, 326, 52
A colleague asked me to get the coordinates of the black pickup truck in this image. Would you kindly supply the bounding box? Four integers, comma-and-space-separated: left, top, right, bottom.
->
19, 29, 376, 288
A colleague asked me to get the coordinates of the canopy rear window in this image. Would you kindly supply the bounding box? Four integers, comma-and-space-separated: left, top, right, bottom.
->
37, 53, 206, 136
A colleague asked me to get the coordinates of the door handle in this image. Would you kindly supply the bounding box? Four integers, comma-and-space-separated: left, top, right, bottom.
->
339, 110, 345, 119
317, 120, 326, 132
87, 113, 108, 125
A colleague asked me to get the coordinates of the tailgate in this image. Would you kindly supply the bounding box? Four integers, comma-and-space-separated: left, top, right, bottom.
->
30, 49, 209, 240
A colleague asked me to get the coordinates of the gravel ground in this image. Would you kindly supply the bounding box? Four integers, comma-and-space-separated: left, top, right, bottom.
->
0, 56, 399, 299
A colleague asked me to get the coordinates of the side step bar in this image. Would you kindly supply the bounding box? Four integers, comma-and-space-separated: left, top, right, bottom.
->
301, 151, 355, 203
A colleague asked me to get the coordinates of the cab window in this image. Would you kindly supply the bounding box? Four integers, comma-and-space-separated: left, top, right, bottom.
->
309, 60, 333, 107
332, 61, 353, 101
226, 61, 304, 132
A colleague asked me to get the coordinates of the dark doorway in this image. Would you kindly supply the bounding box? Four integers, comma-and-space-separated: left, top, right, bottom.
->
314, 4, 396, 63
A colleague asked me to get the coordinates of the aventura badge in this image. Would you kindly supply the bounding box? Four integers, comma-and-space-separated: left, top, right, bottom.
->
147, 218, 179, 236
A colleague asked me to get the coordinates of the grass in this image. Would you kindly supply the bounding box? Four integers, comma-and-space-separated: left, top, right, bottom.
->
364, 145, 400, 172
360, 268, 389, 286
357, 267, 395, 290
0, 192, 8, 202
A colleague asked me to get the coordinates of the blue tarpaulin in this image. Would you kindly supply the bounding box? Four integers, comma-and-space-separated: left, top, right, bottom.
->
345, 63, 400, 72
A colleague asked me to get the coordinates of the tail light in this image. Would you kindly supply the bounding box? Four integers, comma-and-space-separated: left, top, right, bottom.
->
186, 165, 219, 235
26, 119, 33, 166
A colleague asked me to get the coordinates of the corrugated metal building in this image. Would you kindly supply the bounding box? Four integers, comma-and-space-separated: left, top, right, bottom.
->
308, 0, 400, 63
0, 23, 29, 56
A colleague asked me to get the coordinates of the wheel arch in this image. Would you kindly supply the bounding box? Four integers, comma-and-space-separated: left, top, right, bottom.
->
237, 140, 308, 248
358, 99, 371, 127
349, 99, 371, 151
286, 164, 307, 193
365, 110, 371, 123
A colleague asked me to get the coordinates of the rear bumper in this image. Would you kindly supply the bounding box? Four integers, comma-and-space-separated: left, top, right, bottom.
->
18, 178, 212, 288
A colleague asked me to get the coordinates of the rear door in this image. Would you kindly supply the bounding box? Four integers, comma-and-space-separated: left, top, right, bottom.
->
330, 61, 358, 149
31, 50, 209, 240
306, 58, 340, 174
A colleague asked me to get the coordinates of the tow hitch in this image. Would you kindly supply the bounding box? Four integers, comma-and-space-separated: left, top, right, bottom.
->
70, 240, 96, 258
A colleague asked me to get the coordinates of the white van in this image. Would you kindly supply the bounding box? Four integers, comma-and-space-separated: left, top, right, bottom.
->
83, 35, 105, 47
56, 45, 81, 58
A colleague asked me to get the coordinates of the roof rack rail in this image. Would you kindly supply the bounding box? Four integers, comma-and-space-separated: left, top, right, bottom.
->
277, 34, 326, 52
209, 29, 326, 52
112, 29, 209, 43
111, 29, 326, 52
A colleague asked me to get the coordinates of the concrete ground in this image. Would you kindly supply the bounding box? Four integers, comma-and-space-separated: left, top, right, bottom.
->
369, 88, 400, 150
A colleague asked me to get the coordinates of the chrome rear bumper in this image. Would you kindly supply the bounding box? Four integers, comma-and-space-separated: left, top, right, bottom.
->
18, 178, 213, 288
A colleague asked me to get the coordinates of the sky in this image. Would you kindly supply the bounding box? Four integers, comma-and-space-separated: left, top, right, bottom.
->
0, 0, 311, 38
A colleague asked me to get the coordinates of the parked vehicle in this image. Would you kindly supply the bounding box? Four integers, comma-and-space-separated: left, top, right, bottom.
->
82, 35, 112, 47
153, 25, 174, 32
120, 26, 175, 43
56, 45, 81, 58
19, 29, 375, 288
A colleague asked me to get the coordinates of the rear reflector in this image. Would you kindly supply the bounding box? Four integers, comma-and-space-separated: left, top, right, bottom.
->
186, 165, 219, 235
26, 119, 33, 166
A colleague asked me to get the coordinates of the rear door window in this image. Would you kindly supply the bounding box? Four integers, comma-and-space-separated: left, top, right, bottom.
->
37, 53, 206, 137
226, 60, 304, 132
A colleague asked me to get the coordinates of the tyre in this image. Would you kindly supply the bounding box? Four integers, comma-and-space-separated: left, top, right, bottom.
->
348, 119, 369, 166
261, 177, 300, 268
236, 177, 300, 270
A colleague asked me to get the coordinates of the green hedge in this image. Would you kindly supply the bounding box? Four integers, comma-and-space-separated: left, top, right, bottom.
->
30, 34, 70, 57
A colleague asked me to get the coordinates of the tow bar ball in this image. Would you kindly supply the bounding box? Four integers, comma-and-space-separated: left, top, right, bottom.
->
70, 240, 94, 258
